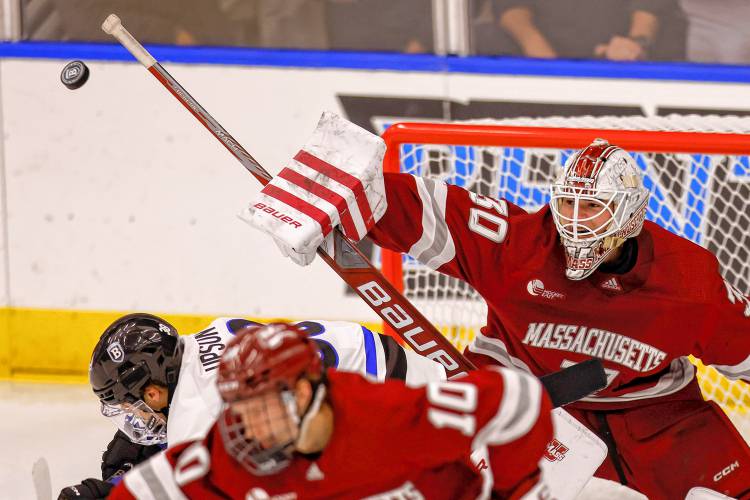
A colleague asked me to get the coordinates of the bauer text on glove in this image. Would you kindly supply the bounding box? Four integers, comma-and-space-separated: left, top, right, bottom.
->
240, 111, 387, 265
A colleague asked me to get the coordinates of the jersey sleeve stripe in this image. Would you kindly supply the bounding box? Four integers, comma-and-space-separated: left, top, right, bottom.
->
498, 371, 542, 442
468, 331, 534, 372
124, 453, 187, 500
123, 468, 157, 500
361, 326, 378, 377
472, 370, 543, 449
712, 354, 750, 381
378, 333, 408, 380
581, 357, 694, 403
151, 452, 190, 500
406, 177, 456, 270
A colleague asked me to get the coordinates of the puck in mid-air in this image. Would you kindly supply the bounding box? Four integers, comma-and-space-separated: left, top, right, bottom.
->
60, 60, 90, 90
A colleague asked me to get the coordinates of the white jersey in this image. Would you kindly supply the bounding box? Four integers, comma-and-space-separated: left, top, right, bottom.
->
294, 319, 447, 387
165, 318, 446, 446
165, 318, 238, 446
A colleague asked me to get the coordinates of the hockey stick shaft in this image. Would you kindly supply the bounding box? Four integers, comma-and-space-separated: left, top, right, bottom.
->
31, 458, 51, 500
540, 359, 607, 408
102, 14, 474, 378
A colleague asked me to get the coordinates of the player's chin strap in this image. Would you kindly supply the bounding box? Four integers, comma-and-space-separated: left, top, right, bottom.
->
296, 381, 328, 447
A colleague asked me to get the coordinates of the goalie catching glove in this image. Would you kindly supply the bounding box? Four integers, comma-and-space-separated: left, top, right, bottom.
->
240, 111, 387, 265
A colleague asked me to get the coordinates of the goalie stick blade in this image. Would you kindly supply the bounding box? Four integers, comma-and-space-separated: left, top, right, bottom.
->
540, 358, 607, 408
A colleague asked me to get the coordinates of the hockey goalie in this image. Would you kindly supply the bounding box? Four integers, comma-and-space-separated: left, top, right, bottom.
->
243, 111, 750, 498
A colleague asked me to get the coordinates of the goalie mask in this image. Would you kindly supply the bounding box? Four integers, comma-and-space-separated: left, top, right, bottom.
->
89, 313, 183, 445
217, 323, 324, 475
550, 139, 649, 280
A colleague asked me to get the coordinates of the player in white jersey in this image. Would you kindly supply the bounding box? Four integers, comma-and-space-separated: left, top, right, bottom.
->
58, 313, 445, 499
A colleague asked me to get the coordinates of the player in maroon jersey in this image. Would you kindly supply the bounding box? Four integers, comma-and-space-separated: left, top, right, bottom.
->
244, 113, 750, 498
109, 322, 554, 499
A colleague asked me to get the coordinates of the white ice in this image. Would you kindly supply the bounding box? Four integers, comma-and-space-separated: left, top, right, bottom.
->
1, 381, 114, 499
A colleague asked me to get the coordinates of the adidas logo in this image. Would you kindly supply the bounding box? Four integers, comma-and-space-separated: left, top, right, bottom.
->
306, 462, 324, 481
600, 277, 622, 291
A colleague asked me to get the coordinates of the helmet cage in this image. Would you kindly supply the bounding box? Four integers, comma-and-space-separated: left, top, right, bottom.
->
549, 140, 649, 280
550, 184, 648, 280
550, 185, 633, 243
219, 387, 301, 475
215, 323, 325, 474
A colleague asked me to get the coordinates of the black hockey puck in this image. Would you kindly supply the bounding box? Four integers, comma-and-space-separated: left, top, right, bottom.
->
60, 60, 89, 90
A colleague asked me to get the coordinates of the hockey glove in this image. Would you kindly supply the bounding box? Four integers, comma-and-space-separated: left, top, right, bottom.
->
57, 478, 112, 500
240, 111, 387, 266
101, 430, 161, 480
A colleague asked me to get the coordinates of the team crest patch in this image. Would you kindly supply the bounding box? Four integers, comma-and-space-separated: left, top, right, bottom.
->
544, 439, 569, 462
107, 342, 125, 363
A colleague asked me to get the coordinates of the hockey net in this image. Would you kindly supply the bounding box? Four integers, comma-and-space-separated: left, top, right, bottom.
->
380, 115, 750, 441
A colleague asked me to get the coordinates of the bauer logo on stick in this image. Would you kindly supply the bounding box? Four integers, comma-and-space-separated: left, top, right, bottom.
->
60, 60, 90, 90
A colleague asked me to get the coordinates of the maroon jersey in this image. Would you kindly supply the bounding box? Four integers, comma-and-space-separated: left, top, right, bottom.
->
369, 173, 750, 409
109, 368, 552, 500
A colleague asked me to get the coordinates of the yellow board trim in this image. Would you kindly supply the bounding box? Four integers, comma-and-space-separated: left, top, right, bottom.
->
4, 308, 745, 421
0, 307, 381, 384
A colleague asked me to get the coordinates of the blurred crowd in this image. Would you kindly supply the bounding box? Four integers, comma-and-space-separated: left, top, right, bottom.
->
19, 0, 750, 64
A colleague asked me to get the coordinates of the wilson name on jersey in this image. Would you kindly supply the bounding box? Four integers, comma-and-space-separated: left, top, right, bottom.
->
166, 317, 446, 447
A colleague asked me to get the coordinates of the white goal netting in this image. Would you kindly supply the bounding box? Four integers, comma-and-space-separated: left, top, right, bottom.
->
380, 114, 750, 441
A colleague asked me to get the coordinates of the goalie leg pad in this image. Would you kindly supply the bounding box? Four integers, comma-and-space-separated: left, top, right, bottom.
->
685, 487, 738, 500
535, 408, 608, 500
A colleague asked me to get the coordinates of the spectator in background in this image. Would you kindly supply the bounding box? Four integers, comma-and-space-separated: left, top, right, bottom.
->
680, 0, 750, 64
22, 0, 432, 53
22, 0, 228, 45
472, 0, 517, 56
217, 0, 329, 50
217, 0, 432, 53
326, 0, 433, 53
492, 0, 685, 61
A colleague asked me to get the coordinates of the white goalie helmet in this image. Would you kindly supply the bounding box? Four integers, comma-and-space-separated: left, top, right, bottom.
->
550, 139, 650, 280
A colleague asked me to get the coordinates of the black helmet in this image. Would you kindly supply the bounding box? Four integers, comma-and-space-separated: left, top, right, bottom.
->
89, 313, 183, 406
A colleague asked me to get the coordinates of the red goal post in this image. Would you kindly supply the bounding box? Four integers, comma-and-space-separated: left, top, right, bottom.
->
379, 115, 750, 441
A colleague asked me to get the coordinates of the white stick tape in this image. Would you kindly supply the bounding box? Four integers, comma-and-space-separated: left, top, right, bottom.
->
101, 14, 157, 68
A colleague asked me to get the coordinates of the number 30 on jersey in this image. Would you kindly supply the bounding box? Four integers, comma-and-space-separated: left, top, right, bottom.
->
468, 192, 509, 243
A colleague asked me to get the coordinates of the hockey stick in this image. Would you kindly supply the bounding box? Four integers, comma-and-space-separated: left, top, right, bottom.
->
31, 457, 51, 500
540, 359, 606, 408
100, 14, 473, 378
